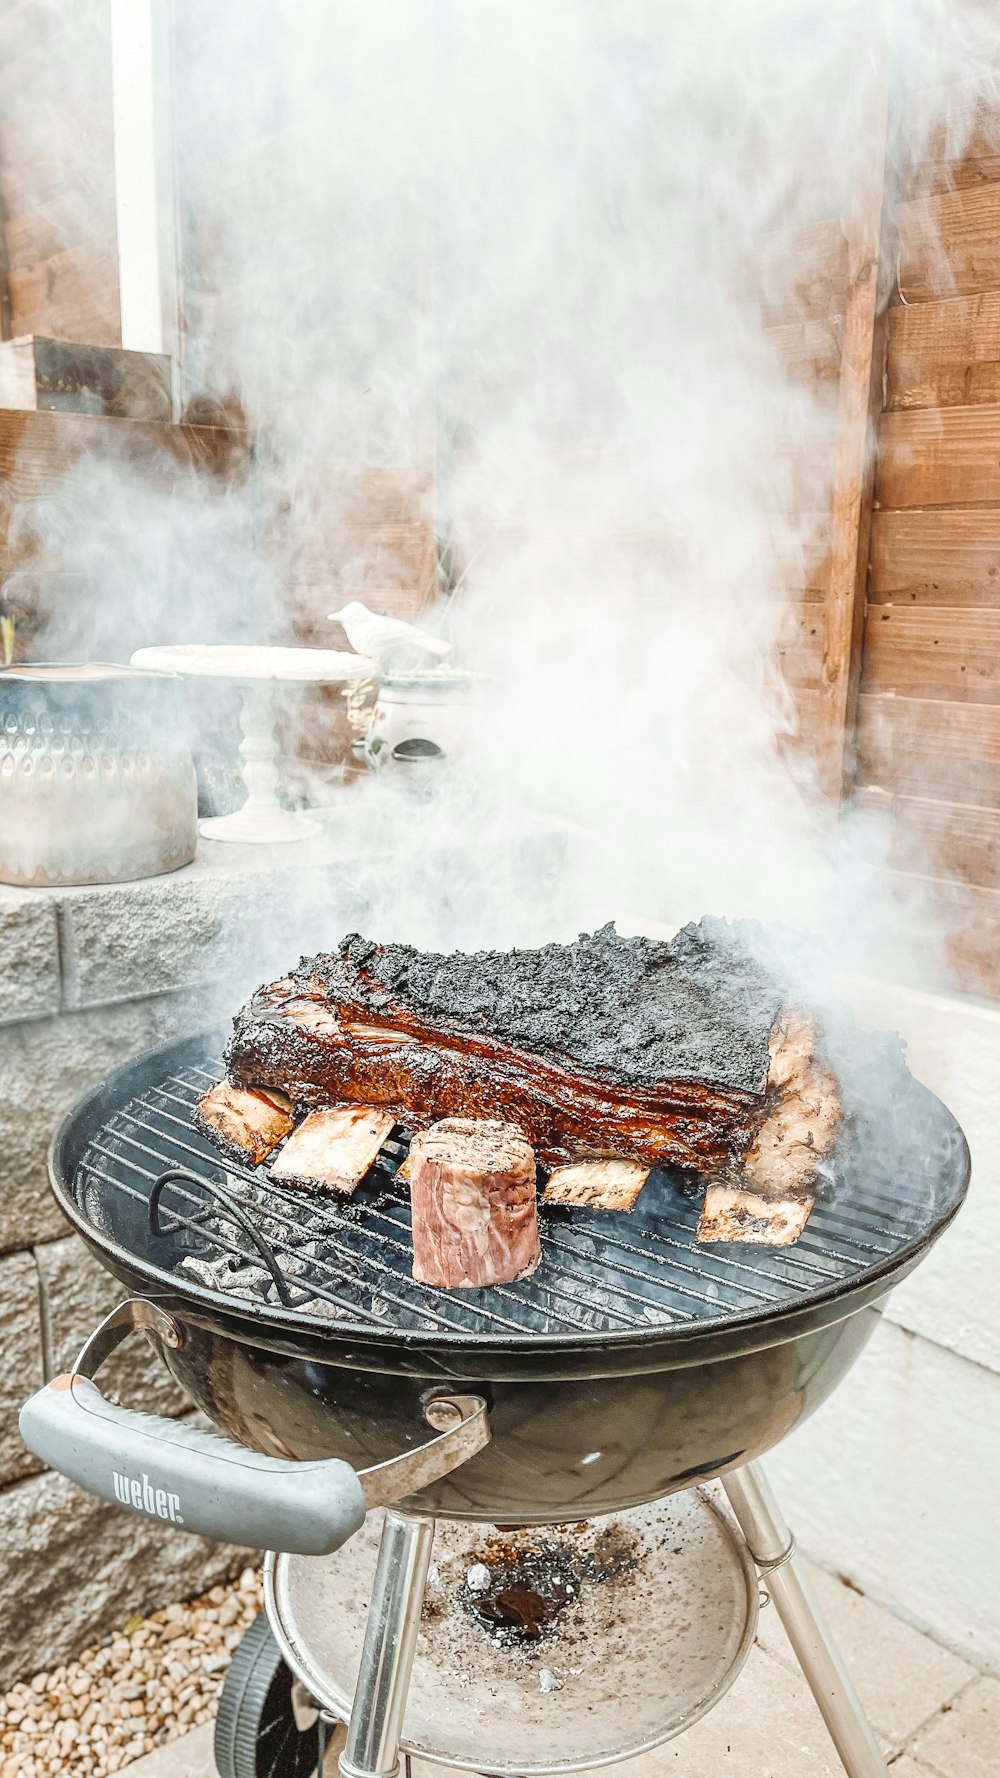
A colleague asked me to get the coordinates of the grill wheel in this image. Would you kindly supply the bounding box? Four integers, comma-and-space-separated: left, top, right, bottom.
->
214, 1611, 332, 1778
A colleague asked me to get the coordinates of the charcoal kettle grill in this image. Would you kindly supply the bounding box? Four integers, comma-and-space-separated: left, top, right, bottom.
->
20, 1028, 970, 1778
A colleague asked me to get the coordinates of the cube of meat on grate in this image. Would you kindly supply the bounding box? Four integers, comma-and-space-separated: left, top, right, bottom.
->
408, 1117, 541, 1289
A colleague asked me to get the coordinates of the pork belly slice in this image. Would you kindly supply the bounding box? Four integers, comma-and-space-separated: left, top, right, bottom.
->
697, 1010, 841, 1246
697, 1185, 813, 1247
195, 1079, 294, 1167
543, 1158, 650, 1212
269, 1106, 395, 1195
409, 1118, 541, 1289
742, 1010, 841, 1198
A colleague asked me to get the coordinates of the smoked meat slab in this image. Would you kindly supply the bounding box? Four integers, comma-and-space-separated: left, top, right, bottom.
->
225, 919, 788, 1171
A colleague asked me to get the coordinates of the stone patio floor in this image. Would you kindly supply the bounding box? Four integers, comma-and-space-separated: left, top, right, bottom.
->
126, 1557, 997, 1778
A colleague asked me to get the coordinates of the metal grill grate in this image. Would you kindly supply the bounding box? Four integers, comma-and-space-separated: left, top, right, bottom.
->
70, 1038, 941, 1340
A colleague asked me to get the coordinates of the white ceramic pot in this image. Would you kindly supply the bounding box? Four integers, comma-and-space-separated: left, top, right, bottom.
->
365, 667, 478, 769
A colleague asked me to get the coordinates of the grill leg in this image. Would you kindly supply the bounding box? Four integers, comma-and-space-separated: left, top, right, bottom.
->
722, 1463, 889, 1778
339, 1510, 435, 1778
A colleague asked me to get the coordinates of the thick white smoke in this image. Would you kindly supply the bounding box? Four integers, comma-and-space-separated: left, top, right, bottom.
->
18, 0, 1000, 982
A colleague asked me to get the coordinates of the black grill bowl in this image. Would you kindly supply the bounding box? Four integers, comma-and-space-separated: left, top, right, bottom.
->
48, 1029, 970, 1523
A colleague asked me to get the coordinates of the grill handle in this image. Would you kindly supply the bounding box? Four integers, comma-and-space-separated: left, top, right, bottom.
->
19, 1300, 489, 1556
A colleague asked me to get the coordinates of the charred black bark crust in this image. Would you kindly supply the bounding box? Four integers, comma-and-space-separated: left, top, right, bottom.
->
289, 917, 784, 1095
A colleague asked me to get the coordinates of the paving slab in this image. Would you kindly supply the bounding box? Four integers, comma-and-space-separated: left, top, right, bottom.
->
116, 1635, 989, 1778
404, 1642, 857, 1778
125, 1722, 215, 1778
753, 1557, 977, 1753
909, 1675, 1000, 1778
766, 1318, 1000, 1675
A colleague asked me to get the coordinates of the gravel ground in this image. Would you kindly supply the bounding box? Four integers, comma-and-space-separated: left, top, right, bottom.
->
0, 1568, 263, 1778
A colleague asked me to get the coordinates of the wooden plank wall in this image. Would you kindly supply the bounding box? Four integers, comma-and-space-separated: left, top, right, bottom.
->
0, 1, 120, 345
856, 99, 1000, 994
0, 409, 251, 659
759, 215, 872, 767
813, 66, 891, 801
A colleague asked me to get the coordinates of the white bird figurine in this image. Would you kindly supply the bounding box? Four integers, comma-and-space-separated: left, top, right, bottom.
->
328, 600, 452, 669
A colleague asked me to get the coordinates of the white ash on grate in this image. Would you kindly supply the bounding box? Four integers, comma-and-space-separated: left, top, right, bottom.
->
179, 1248, 331, 1316
180, 1255, 277, 1299
0, 1569, 263, 1777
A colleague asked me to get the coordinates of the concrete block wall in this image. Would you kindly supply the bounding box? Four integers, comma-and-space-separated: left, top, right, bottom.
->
0, 841, 345, 1684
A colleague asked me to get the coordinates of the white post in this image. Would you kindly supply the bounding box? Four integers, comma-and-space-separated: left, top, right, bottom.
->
109, 0, 181, 408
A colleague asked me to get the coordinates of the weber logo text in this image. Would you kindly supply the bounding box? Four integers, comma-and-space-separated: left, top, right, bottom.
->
112, 1471, 184, 1524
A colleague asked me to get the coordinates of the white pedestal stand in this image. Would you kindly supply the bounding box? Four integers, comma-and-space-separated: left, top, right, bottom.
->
129, 644, 377, 846
199, 684, 320, 844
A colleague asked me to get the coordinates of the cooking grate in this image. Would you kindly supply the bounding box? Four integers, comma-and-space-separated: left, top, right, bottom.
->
68, 1034, 951, 1341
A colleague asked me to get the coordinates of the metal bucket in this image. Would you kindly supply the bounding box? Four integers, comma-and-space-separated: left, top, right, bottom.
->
0, 662, 197, 886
